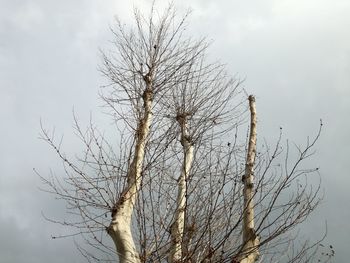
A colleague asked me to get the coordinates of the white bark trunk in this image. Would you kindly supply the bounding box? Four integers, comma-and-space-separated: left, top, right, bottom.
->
240, 95, 259, 263
169, 117, 194, 263
107, 86, 153, 263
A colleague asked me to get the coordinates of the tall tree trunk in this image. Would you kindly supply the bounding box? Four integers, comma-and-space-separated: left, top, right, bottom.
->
169, 116, 194, 263
240, 95, 259, 263
107, 85, 153, 263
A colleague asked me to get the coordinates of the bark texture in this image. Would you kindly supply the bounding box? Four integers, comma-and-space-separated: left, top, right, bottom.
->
240, 95, 259, 263
107, 84, 153, 263
169, 115, 194, 262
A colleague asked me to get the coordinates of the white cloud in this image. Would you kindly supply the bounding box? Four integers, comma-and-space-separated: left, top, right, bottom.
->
11, 2, 44, 32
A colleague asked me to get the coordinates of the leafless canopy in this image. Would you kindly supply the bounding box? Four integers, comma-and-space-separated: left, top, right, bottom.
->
39, 4, 329, 263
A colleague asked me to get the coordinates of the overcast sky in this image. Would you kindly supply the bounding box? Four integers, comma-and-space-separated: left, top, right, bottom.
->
1, 0, 349, 262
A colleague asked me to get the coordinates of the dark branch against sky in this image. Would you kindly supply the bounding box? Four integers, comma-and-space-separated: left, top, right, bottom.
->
0, 0, 349, 262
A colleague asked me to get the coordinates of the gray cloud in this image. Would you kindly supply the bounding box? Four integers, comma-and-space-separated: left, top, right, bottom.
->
1, 0, 349, 261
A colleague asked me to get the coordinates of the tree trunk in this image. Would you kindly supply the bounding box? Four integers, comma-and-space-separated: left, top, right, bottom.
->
169, 117, 194, 263
240, 95, 259, 263
107, 86, 153, 263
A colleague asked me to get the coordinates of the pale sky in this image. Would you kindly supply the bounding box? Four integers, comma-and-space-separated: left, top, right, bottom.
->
1, 0, 349, 262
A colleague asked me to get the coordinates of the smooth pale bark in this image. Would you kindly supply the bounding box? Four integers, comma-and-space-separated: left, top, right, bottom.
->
240, 95, 259, 263
169, 118, 194, 263
107, 86, 153, 263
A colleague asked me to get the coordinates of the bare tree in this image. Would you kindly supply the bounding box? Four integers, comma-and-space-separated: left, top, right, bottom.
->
39, 4, 330, 263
